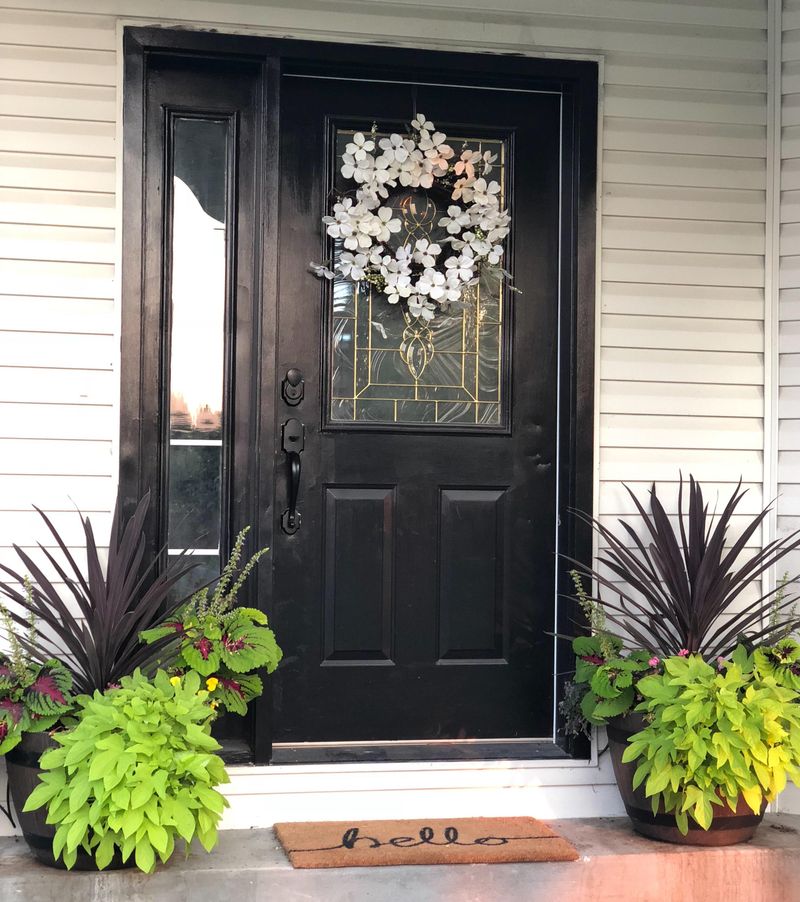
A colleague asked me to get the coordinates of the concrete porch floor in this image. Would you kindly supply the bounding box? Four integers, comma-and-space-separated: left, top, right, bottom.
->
2, 815, 800, 902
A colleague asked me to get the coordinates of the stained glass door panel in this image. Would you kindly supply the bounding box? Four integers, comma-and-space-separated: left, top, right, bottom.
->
328, 130, 509, 428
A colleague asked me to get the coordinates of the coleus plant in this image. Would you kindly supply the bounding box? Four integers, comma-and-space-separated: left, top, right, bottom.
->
0, 604, 73, 755
569, 633, 654, 725
141, 528, 282, 715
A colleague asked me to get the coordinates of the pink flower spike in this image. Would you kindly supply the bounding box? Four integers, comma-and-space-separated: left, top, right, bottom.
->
678, 648, 690, 657
717, 656, 726, 670
648, 657, 660, 667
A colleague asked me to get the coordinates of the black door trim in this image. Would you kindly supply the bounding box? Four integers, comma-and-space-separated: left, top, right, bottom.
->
121, 27, 597, 763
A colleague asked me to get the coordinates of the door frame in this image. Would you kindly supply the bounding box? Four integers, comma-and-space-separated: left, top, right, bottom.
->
120, 26, 598, 764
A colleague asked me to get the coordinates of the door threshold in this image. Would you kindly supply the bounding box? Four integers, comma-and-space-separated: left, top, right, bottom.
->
269, 738, 572, 765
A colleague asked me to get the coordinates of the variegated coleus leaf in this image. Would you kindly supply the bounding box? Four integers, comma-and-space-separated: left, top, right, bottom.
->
215, 673, 262, 716
218, 621, 282, 674
23, 661, 73, 716
181, 637, 220, 676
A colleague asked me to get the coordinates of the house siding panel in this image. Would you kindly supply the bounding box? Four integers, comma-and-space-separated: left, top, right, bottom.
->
0, 0, 771, 829
783, 0, 800, 609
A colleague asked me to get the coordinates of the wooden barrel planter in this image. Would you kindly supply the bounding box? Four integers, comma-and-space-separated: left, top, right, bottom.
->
6, 732, 131, 870
607, 713, 766, 846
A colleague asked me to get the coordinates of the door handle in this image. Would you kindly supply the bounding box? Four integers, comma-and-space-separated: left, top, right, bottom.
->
281, 417, 304, 535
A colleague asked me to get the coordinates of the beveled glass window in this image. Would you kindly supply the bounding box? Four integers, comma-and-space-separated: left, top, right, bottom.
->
166, 116, 230, 584
328, 129, 509, 428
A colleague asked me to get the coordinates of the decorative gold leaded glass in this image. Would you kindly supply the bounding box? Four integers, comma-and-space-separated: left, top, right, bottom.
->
328, 129, 508, 428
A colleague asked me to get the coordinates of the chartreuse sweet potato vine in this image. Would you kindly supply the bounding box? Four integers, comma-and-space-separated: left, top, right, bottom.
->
623, 647, 800, 835
23, 669, 229, 872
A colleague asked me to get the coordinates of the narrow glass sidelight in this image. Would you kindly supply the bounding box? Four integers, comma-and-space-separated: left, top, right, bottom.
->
165, 116, 231, 586
327, 129, 508, 429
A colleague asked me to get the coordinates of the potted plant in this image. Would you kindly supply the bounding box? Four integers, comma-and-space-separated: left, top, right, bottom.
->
0, 496, 281, 871
23, 669, 229, 871
563, 476, 800, 845
140, 526, 283, 715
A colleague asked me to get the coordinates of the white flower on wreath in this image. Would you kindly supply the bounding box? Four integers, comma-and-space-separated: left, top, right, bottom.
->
454, 149, 482, 181
322, 198, 357, 240
470, 178, 502, 207
472, 205, 510, 238
394, 244, 414, 268
341, 150, 375, 183
439, 205, 471, 236
338, 252, 368, 280
347, 217, 378, 250
451, 177, 476, 203
413, 238, 442, 268
386, 272, 413, 305
396, 152, 423, 187
486, 244, 504, 265
479, 150, 498, 175
417, 268, 448, 301
411, 112, 435, 133
419, 131, 453, 176
442, 277, 462, 304
461, 230, 492, 257
309, 261, 335, 279
345, 132, 375, 160
379, 133, 413, 164
445, 248, 477, 283
407, 293, 436, 321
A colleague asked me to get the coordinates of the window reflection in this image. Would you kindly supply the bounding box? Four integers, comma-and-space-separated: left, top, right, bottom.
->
166, 117, 229, 584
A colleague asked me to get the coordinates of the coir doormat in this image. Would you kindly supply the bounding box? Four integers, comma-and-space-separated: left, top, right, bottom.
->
274, 817, 579, 868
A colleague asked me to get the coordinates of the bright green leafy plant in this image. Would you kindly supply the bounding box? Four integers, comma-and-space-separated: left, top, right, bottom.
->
23, 669, 229, 872
622, 647, 800, 834
141, 528, 282, 715
0, 601, 73, 755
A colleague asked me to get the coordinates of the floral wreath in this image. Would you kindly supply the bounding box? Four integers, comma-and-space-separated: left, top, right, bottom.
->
311, 114, 512, 321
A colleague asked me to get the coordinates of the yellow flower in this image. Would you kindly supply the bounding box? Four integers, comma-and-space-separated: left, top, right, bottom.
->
210, 700, 219, 710
169, 676, 181, 687
206, 677, 219, 692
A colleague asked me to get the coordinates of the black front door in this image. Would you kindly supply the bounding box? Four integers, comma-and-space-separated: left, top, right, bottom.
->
271, 74, 569, 756
122, 31, 597, 763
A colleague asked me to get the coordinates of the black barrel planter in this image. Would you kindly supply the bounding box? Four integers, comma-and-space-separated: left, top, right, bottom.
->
607, 712, 766, 846
6, 732, 132, 870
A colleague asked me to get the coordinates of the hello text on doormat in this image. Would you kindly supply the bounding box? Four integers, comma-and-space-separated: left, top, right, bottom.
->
274, 817, 580, 868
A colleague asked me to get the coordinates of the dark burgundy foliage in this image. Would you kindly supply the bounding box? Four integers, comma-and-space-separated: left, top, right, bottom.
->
195, 638, 213, 660
569, 475, 800, 658
0, 492, 196, 694
222, 635, 245, 652
220, 677, 242, 696
0, 698, 23, 724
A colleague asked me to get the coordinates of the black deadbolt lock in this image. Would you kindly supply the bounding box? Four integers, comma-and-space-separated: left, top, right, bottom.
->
282, 367, 304, 406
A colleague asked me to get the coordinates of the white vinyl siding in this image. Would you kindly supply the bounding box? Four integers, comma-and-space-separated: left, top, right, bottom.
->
0, 0, 771, 829
783, 0, 800, 573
